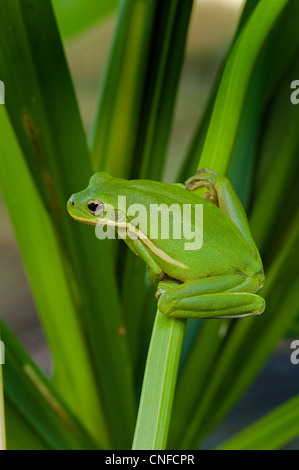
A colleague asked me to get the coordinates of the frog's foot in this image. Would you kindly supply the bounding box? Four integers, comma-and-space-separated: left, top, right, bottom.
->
185, 169, 219, 206
155, 277, 182, 301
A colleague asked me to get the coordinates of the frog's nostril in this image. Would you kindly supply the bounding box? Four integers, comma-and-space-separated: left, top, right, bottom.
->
70, 197, 75, 207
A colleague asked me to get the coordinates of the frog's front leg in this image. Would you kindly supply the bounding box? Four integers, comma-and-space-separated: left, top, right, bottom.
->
157, 274, 265, 319
121, 230, 164, 284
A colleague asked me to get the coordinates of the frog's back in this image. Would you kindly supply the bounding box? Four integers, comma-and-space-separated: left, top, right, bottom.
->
124, 181, 259, 282
152, 205, 257, 281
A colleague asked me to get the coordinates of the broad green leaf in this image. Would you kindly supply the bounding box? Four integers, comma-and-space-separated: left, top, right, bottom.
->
250, 59, 299, 258
137, 0, 194, 181
0, 0, 136, 448
219, 394, 299, 450
0, 105, 109, 447
1, 321, 97, 450
5, 400, 47, 450
90, 0, 157, 177
226, 56, 267, 208
91, 0, 193, 181
262, 0, 299, 106
120, 253, 155, 373
52, 0, 119, 39
198, 0, 289, 175
176, 0, 262, 185
188, 0, 299, 194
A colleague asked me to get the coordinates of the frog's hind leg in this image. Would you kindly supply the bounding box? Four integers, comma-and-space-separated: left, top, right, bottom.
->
157, 273, 265, 319
185, 169, 262, 263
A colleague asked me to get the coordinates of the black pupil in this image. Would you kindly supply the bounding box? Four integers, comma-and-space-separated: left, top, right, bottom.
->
88, 202, 100, 213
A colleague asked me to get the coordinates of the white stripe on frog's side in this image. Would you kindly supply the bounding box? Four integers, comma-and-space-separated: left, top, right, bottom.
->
140, 233, 188, 269
99, 218, 189, 269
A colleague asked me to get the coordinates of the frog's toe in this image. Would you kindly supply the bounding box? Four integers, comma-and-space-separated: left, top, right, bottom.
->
185, 169, 219, 205
155, 288, 165, 301
196, 168, 218, 178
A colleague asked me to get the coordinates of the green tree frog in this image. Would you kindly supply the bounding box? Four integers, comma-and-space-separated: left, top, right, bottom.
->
67, 169, 265, 319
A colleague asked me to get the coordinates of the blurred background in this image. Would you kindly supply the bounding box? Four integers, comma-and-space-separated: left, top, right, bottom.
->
0, 0, 297, 448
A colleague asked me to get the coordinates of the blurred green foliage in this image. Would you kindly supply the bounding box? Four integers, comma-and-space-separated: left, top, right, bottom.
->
0, 0, 298, 450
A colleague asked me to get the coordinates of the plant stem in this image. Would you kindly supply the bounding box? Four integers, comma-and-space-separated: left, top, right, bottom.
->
132, 311, 186, 450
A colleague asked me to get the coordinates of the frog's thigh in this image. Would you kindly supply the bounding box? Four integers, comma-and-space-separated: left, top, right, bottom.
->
157, 274, 265, 319
215, 177, 258, 257
125, 236, 163, 284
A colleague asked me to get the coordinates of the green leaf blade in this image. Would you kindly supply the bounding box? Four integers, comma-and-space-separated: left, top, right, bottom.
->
219, 394, 299, 450
2, 321, 98, 450
198, 0, 289, 176
52, 0, 119, 39
0, 0, 136, 448
0, 105, 110, 447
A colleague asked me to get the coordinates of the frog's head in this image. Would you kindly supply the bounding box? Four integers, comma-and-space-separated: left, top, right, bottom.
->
67, 172, 127, 227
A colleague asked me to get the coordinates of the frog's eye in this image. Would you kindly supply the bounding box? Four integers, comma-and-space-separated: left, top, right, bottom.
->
87, 200, 104, 216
